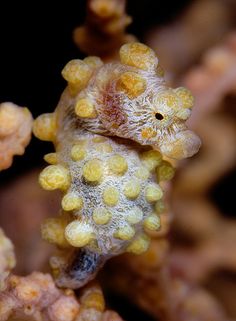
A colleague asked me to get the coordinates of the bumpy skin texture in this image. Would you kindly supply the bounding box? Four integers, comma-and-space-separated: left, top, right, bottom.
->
33, 42, 200, 289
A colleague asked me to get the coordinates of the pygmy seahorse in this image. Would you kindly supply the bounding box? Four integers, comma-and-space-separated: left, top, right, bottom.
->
33, 43, 201, 288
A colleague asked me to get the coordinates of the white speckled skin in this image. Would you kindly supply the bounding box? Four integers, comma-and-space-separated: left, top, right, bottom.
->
56, 131, 157, 255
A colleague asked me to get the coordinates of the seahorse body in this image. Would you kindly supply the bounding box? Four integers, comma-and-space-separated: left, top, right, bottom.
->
33, 43, 201, 288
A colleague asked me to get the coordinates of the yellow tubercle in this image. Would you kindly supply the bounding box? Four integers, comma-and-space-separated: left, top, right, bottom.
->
95, 143, 113, 153
65, 221, 94, 247
141, 150, 162, 171
155, 90, 180, 110
108, 154, 128, 175
117, 71, 146, 99
156, 160, 175, 182
103, 186, 119, 206
75, 98, 97, 118
75, 139, 88, 146
145, 184, 163, 202
39, 165, 71, 191
71, 145, 87, 161
92, 207, 112, 225
119, 42, 158, 71
141, 127, 157, 139
154, 200, 166, 214
80, 287, 105, 312
144, 214, 161, 231
176, 108, 192, 120
135, 166, 150, 180
41, 218, 70, 248
156, 65, 164, 77
82, 159, 103, 183
123, 180, 141, 200
174, 87, 194, 109
33, 113, 57, 141
83, 56, 103, 69
61, 59, 93, 88
126, 234, 150, 254
114, 225, 135, 240
44, 153, 58, 165
126, 207, 143, 224
92, 136, 107, 143
61, 193, 84, 212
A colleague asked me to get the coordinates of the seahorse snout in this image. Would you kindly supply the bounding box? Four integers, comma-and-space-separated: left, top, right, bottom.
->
158, 130, 201, 160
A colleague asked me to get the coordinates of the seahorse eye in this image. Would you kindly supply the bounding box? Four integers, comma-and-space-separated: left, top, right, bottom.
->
155, 112, 164, 121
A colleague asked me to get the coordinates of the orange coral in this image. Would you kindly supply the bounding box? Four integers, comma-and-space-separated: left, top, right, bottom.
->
0, 272, 80, 321
0, 272, 123, 321
0, 102, 33, 171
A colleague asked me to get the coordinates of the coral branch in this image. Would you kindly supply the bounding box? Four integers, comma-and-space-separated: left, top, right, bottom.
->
184, 32, 236, 126
170, 32, 236, 283
73, 0, 136, 60
0, 272, 80, 321
145, 0, 234, 77
0, 102, 33, 171
104, 255, 229, 321
0, 272, 123, 321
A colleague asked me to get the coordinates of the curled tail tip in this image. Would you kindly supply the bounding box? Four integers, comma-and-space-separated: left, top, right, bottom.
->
51, 248, 107, 289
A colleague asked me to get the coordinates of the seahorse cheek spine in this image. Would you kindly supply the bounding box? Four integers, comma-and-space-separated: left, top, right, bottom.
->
33, 43, 200, 288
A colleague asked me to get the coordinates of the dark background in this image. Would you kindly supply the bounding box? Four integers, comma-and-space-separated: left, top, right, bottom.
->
0, 0, 191, 180
0, 1, 235, 319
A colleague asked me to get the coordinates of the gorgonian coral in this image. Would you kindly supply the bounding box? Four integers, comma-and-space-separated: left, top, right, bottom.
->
33, 42, 200, 288
0, 229, 15, 291
0, 102, 32, 171
0, 272, 80, 321
0, 272, 123, 321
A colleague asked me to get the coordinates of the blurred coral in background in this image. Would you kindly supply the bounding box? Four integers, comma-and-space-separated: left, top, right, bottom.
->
0, 103, 32, 171
0, 0, 235, 320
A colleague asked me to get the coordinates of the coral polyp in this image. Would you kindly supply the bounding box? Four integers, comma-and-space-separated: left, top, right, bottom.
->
33, 42, 200, 288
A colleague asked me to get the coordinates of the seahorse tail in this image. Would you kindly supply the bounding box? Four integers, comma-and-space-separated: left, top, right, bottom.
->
51, 248, 107, 289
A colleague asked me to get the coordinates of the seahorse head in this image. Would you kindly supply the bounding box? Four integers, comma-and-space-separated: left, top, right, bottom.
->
93, 43, 201, 159
63, 43, 200, 160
